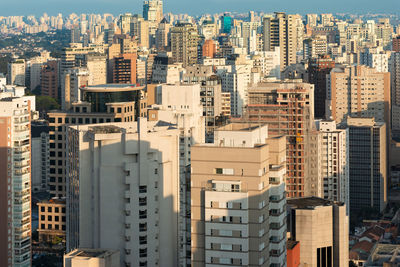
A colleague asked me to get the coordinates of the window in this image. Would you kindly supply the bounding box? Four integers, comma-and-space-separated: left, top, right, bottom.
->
139, 235, 147, 245
215, 168, 234, 175
139, 223, 147, 232
139, 197, 147, 206
48, 207, 52, 212
41, 215, 45, 220
139, 186, 147, 193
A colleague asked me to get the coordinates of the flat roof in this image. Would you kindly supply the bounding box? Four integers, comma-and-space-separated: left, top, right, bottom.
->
80, 84, 145, 92
287, 196, 344, 209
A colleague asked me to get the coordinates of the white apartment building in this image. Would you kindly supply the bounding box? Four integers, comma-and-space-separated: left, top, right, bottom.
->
0, 97, 32, 267
315, 120, 349, 210
217, 62, 260, 117
251, 47, 281, 79
360, 49, 389, 73
66, 120, 180, 267
147, 83, 205, 266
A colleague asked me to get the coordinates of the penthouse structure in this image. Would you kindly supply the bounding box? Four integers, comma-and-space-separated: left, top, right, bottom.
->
191, 123, 287, 266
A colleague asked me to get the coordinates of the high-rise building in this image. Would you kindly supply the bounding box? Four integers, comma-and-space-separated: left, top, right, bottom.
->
202, 39, 217, 58
191, 123, 287, 266
244, 80, 317, 198
7, 59, 26, 86
48, 84, 146, 198
182, 65, 231, 142
391, 52, 400, 137
67, 120, 180, 266
62, 68, 89, 110
287, 197, 349, 267
171, 23, 199, 67
262, 12, 302, 70
393, 36, 400, 52
303, 35, 327, 60
0, 97, 32, 267
40, 60, 59, 99
143, 0, 163, 23
315, 120, 349, 206
307, 55, 335, 119
31, 120, 50, 192
131, 16, 150, 48
360, 49, 389, 73
113, 53, 138, 84
147, 83, 205, 266
86, 54, 107, 85
221, 13, 232, 34
155, 18, 170, 51
326, 65, 391, 128
347, 117, 387, 213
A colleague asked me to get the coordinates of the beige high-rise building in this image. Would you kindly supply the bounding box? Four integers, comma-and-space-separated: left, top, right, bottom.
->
131, 16, 150, 48
326, 65, 391, 127
287, 197, 349, 267
67, 120, 180, 267
7, 59, 26, 86
191, 123, 287, 267
0, 97, 32, 267
155, 18, 170, 51
171, 23, 199, 67
86, 54, 107, 86
262, 12, 302, 70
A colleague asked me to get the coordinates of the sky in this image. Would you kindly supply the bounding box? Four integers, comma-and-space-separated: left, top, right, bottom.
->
0, 0, 399, 17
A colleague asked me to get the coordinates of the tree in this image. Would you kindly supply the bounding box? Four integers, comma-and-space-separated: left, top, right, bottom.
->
36, 96, 60, 112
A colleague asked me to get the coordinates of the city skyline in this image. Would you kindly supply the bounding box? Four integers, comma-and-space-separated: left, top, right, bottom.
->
1, 0, 399, 17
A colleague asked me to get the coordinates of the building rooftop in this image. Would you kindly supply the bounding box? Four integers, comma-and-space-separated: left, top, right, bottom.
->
287, 196, 344, 209
287, 240, 299, 250
66, 248, 119, 259
80, 83, 145, 92
217, 123, 262, 132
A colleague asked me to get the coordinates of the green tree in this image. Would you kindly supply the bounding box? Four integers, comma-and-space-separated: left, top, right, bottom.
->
36, 96, 60, 112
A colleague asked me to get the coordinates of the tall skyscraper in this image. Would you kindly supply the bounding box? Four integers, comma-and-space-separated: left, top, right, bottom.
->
307, 55, 335, 119
143, 0, 163, 23
67, 120, 180, 267
0, 97, 32, 267
315, 120, 349, 206
347, 117, 387, 213
244, 80, 317, 198
262, 12, 302, 70
390, 52, 400, 137
191, 123, 287, 266
170, 23, 199, 67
